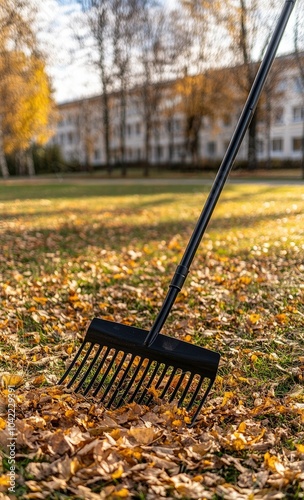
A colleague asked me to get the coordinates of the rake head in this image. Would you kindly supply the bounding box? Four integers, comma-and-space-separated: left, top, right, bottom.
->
59, 318, 220, 426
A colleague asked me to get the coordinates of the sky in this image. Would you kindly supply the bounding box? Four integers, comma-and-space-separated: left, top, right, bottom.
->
38, 0, 299, 104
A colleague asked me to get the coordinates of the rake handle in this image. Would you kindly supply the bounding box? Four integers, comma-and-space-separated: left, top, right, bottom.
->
144, 0, 296, 347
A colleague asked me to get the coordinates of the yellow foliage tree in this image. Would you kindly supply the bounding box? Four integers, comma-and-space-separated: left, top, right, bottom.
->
0, 0, 55, 177
175, 70, 234, 163
4, 53, 55, 155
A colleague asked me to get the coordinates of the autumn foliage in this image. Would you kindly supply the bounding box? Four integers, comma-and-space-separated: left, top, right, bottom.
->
0, 182, 303, 499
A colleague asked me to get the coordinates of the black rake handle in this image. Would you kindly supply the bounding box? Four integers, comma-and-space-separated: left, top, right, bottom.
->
144, 0, 297, 347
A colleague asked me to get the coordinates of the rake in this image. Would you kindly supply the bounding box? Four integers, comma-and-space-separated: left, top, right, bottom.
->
59, 0, 296, 426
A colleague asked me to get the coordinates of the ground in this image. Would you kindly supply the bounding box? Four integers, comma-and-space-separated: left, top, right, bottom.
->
0, 180, 303, 499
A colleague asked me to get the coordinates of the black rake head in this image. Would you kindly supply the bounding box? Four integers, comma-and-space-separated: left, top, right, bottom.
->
59, 318, 220, 426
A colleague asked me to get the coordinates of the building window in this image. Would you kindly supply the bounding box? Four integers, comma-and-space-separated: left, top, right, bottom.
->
223, 114, 232, 127
292, 137, 302, 152
277, 78, 287, 92
207, 141, 216, 156
294, 77, 304, 93
257, 140, 264, 153
293, 107, 304, 122
67, 132, 74, 144
271, 138, 283, 152
94, 148, 101, 160
136, 123, 141, 135
156, 146, 163, 160
274, 107, 284, 124
127, 124, 132, 136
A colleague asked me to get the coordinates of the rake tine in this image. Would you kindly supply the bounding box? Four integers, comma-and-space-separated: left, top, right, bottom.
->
58, 342, 86, 385
66, 343, 94, 388
92, 350, 118, 397
188, 378, 215, 426
107, 354, 136, 408
74, 345, 103, 393
178, 373, 195, 408
169, 372, 187, 403
159, 367, 178, 399
138, 362, 160, 404
186, 376, 204, 411
83, 346, 110, 395
100, 352, 128, 404
128, 360, 152, 403
145, 364, 168, 405
116, 357, 144, 407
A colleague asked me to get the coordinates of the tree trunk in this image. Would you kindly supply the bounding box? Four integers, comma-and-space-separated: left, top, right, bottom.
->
26, 149, 35, 176
248, 111, 257, 170
0, 120, 9, 178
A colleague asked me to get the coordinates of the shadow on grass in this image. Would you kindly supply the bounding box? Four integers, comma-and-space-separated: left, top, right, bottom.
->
1, 203, 302, 263
0, 182, 286, 202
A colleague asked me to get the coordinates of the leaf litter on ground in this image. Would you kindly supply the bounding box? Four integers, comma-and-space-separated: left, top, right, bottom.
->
0, 183, 303, 499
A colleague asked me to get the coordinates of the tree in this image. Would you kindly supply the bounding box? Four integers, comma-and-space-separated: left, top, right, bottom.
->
135, 2, 178, 175
80, 0, 115, 174
172, 1, 230, 164
3, 53, 55, 175
112, 0, 139, 176
222, 0, 281, 169
0, 0, 54, 177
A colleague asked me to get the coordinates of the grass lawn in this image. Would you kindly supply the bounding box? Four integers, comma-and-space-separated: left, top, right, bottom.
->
0, 182, 303, 499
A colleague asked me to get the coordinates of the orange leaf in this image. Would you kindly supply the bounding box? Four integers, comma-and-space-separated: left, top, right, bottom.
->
33, 296, 48, 305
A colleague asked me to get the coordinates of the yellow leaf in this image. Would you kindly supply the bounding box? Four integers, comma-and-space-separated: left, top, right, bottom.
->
183, 334, 192, 342
0, 417, 6, 430
233, 437, 246, 450
238, 421, 247, 433
248, 314, 260, 324
238, 376, 250, 384
221, 391, 234, 406
172, 419, 183, 427
251, 354, 258, 363
295, 443, 304, 454
264, 452, 285, 474
239, 276, 252, 285
0, 475, 11, 487
110, 429, 121, 441
111, 465, 124, 480
1, 374, 24, 388
66, 345, 74, 355
113, 488, 130, 498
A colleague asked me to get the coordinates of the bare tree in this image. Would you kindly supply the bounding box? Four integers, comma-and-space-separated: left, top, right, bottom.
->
112, 0, 139, 176
80, 0, 114, 173
135, 2, 178, 175
223, 0, 281, 169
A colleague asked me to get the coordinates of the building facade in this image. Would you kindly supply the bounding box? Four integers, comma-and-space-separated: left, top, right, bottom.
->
49, 54, 304, 169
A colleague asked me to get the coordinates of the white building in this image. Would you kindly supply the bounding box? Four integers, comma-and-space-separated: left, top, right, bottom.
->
49, 53, 304, 169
